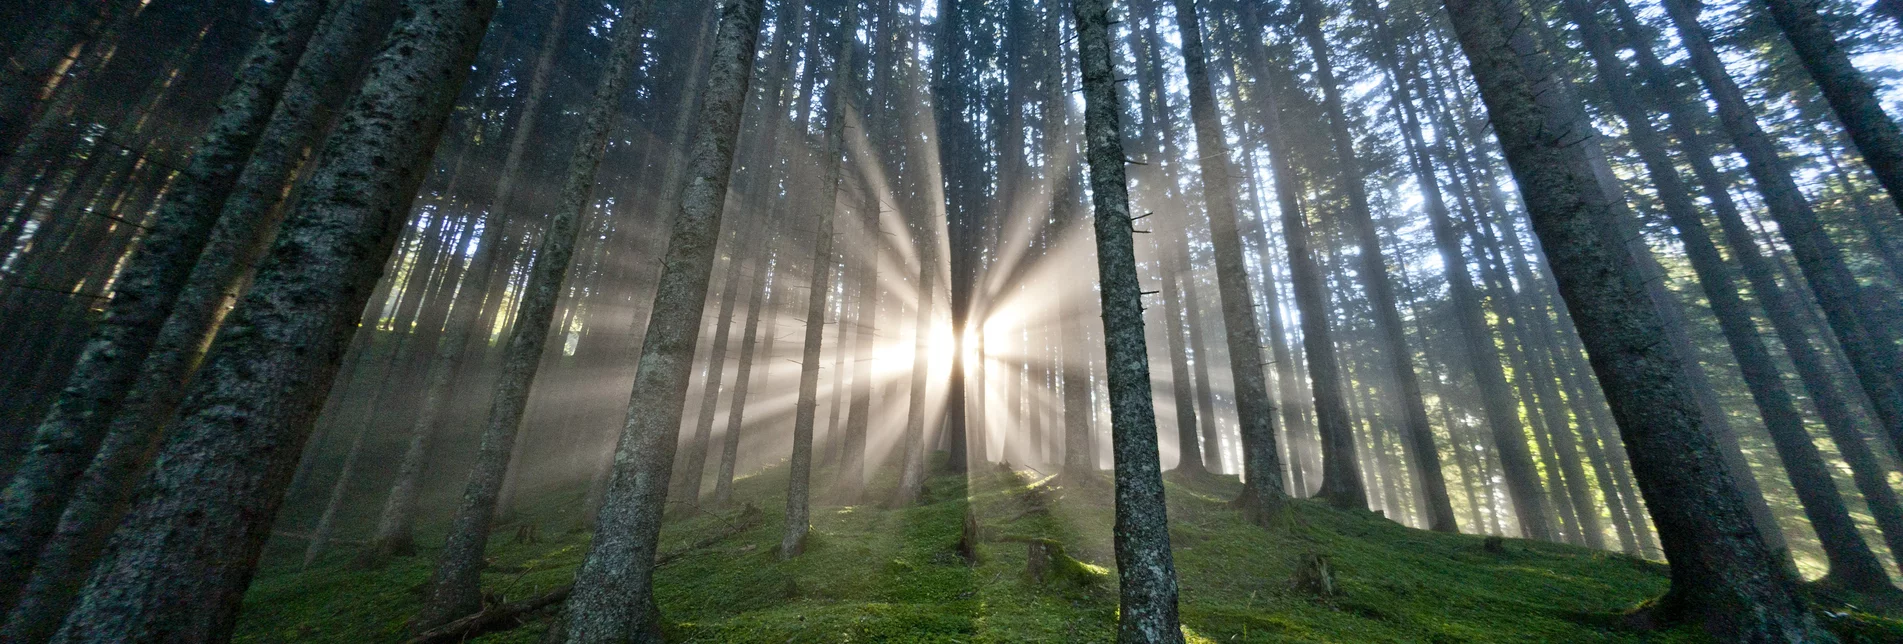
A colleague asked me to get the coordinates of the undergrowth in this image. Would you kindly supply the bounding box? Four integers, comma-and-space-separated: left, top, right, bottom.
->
236, 456, 1903, 642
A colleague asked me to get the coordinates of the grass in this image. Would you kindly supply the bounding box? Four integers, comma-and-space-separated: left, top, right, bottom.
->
237, 456, 1903, 642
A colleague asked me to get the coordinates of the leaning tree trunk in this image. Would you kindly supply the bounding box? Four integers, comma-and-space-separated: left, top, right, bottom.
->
1294, 0, 1453, 531
1440, 0, 1824, 637
1177, 0, 1287, 521
893, 210, 939, 505
411, 0, 652, 631
1559, 0, 1890, 590
783, 1, 855, 559
1757, 0, 1903, 218
1657, 0, 1903, 468
1071, 0, 1185, 640
363, 0, 571, 564
46, 0, 500, 636
1348, 0, 1552, 541
0, 0, 329, 613
0, 0, 398, 636
554, 0, 767, 639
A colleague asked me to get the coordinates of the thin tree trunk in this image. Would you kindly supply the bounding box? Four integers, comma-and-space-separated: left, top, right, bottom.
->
411, 0, 651, 629
1072, 0, 1184, 638
783, 2, 855, 558
1657, 0, 1903, 467
1182, 0, 1287, 520
554, 0, 766, 636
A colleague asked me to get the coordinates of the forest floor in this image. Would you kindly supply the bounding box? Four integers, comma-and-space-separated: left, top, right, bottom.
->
238, 456, 1903, 642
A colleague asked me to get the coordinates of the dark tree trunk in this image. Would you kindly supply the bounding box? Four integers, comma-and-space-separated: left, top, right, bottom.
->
1180, 0, 1287, 520
783, 1, 855, 558
1070, 0, 1186, 640
1758, 0, 1903, 218
1560, 0, 1890, 587
411, 0, 652, 630
1293, 0, 1451, 529
1440, 0, 1824, 636
1348, 0, 1553, 540
0, 0, 329, 613
46, 0, 500, 635
554, 0, 766, 637
1657, 0, 1903, 469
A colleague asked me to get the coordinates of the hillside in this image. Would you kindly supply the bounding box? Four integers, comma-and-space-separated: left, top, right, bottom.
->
237, 460, 1903, 642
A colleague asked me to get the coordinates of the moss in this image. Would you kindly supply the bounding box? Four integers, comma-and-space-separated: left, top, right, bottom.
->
238, 461, 1902, 642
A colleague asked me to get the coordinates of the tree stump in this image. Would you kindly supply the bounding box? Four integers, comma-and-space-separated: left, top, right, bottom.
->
1292, 553, 1338, 597
513, 523, 540, 545
1026, 540, 1056, 584
1483, 535, 1506, 554
955, 509, 981, 564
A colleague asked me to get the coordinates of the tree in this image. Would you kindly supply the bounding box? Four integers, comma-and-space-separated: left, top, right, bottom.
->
1756, 0, 1903, 217
783, 0, 857, 558
1175, 0, 1288, 521
1440, 0, 1824, 636
44, 0, 502, 635
411, 0, 654, 629
0, 0, 330, 613
1292, 0, 1454, 531
1071, 0, 1188, 638
553, 0, 769, 637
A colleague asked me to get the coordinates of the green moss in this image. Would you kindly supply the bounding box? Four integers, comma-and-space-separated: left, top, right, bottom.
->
237, 461, 1901, 642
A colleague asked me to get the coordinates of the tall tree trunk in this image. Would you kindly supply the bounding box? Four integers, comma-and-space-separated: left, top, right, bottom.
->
554, 0, 767, 637
1441, 0, 1824, 636
783, 2, 855, 558
1071, 0, 1185, 639
411, 0, 651, 630
1560, 0, 1890, 586
1293, 0, 1452, 529
362, 0, 572, 561
0, 0, 398, 634
1757, 0, 1903, 218
1348, 0, 1553, 540
0, 0, 329, 612
1181, 0, 1287, 520
47, 0, 499, 635
1657, 0, 1903, 467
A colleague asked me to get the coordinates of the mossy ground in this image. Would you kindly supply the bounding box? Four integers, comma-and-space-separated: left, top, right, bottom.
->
238, 457, 1903, 642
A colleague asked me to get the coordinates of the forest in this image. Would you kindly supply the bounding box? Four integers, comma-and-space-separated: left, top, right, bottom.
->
3, 0, 1903, 640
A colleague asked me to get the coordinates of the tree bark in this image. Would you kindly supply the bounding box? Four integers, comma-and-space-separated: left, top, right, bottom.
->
1070, 0, 1187, 640
0, 0, 329, 614
411, 0, 652, 630
783, 1, 855, 558
554, 0, 767, 637
47, 0, 499, 635
1181, 0, 1287, 520
1440, 0, 1824, 636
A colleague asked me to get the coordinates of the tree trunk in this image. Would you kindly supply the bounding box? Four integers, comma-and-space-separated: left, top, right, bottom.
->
1758, 0, 1903, 218
1657, 0, 1903, 468
0, 0, 329, 613
1348, 0, 1553, 540
47, 0, 499, 635
555, 0, 767, 637
411, 0, 651, 630
1560, 0, 1889, 586
1181, 0, 1287, 520
1070, 0, 1187, 639
1441, 0, 1824, 636
783, 2, 855, 558
1294, 0, 1450, 528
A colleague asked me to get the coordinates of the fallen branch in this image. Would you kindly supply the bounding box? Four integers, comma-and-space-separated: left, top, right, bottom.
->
403, 505, 765, 644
